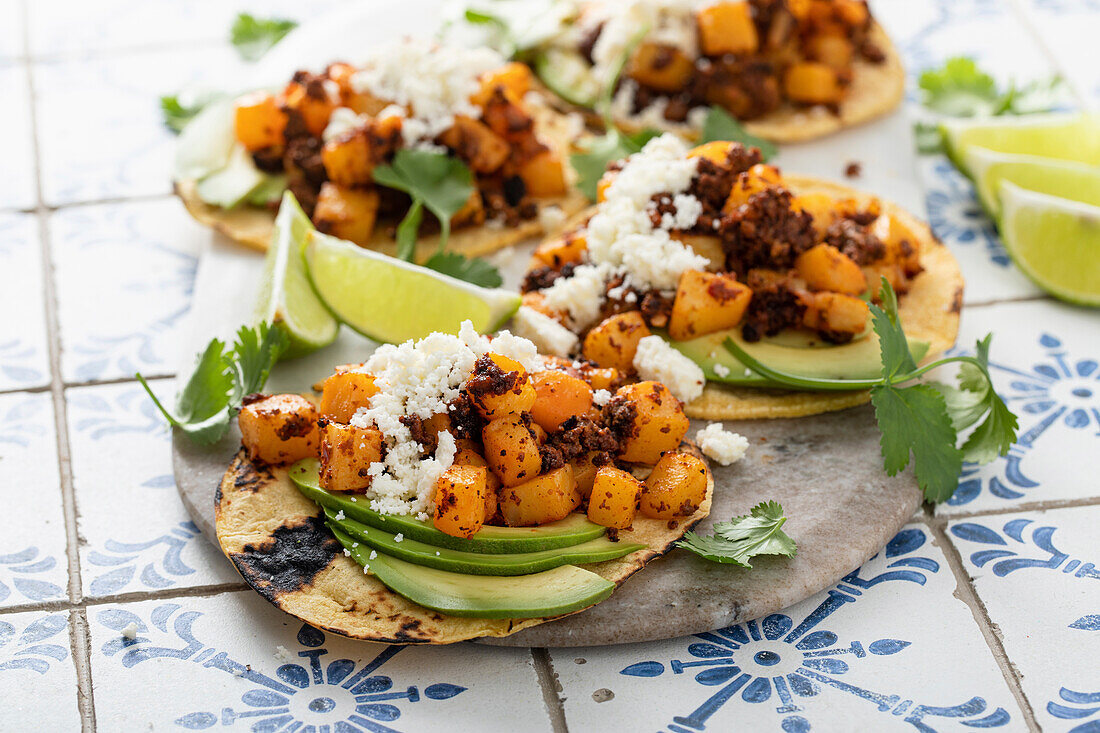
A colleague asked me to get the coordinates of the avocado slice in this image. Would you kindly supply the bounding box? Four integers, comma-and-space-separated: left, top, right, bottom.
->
290, 459, 607, 553
534, 49, 601, 108
195, 144, 266, 209
330, 527, 615, 618
663, 328, 930, 388
325, 509, 644, 576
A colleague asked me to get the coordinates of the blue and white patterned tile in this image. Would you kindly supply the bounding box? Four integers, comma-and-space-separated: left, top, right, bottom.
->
51, 198, 203, 383
937, 300, 1100, 516
0, 392, 68, 609
88, 591, 552, 732
552, 524, 1021, 732
0, 214, 50, 391
1018, 0, 1100, 110
948, 506, 1099, 732
0, 64, 36, 212
0, 610, 80, 730
34, 46, 238, 206
66, 381, 238, 598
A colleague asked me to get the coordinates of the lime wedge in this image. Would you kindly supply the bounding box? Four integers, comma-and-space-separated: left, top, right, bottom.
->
964, 147, 1100, 218
999, 182, 1100, 306
304, 231, 521, 344
942, 112, 1100, 173
255, 192, 340, 358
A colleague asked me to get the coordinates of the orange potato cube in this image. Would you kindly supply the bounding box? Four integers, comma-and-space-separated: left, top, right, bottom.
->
453, 446, 501, 521
640, 452, 708, 519
534, 232, 587, 268
806, 33, 854, 69
628, 42, 695, 92
795, 243, 867, 296
613, 382, 690, 464
234, 92, 288, 151
687, 141, 737, 166
697, 2, 759, 56
723, 164, 783, 213
318, 420, 384, 492
321, 130, 374, 187
835, 0, 869, 27
669, 271, 753, 340
579, 365, 622, 391
472, 62, 534, 107
570, 451, 603, 500
784, 62, 843, 105
583, 312, 652, 372
432, 465, 489, 538
671, 233, 726, 272
471, 354, 538, 421
597, 174, 615, 203
238, 394, 319, 466
282, 81, 338, 137
587, 466, 643, 529
312, 183, 380, 247
792, 193, 837, 240
530, 371, 595, 432
802, 292, 869, 335
482, 415, 543, 487
498, 464, 577, 526
319, 364, 378, 423
518, 150, 567, 198
439, 115, 511, 174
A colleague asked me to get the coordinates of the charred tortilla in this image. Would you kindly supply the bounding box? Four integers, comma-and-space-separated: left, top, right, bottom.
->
177, 97, 589, 255
214, 445, 712, 644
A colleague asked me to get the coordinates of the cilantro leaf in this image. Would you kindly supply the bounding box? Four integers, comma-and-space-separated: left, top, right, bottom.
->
160, 91, 221, 134
869, 278, 917, 380
571, 132, 638, 201
871, 383, 963, 503
230, 13, 298, 61
1004, 76, 1068, 115
700, 106, 777, 160
423, 252, 504, 288
919, 57, 1003, 117
913, 121, 944, 155
372, 150, 475, 261
677, 501, 797, 566
138, 323, 289, 446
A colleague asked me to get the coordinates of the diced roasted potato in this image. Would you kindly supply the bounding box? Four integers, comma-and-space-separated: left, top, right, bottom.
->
321, 129, 373, 187
453, 442, 503, 503
439, 115, 511, 174
318, 420, 384, 492
234, 92, 288, 152
672, 233, 726, 272
499, 464, 577, 526
795, 243, 867, 296
518, 150, 567, 197
697, 2, 759, 56
579, 365, 622, 391
628, 42, 694, 92
313, 183, 381, 247
433, 465, 489, 538
613, 382, 690, 464
834, 0, 870, 27
597, 173, 615, 203
530, 371, 594, 432
534, 232, 587, 268
282, 81, 338, 137
583, 312, 652, 372
784, 62, 844, 105
471, 354, 538, 420
450, 188, 487, 228
872, 214, 923, 278
669, 271, 753, 340
482, 415, 543, 487
687, 141, 737, 166
570, 451, 603, 500
238, 394, 319, 465
521, 292, 569, 323
806, 32, 854, 69
472, 62, 534, 107
319, 364, 379, 423
802, 291, 869, 336
587, 466, 643, 529
792, 193, 836, 240
640, 452, 708, 519
723, 164, 783, 213
481, 87, 534, 140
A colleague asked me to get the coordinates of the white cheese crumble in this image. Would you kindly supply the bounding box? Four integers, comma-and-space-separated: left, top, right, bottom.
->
394, 533, 404, 543
511, 305, 579, 358
695, 424, 749, 466
350, 40, 505, 149
343, 548, 351, 557
593, 389, 613, 406
633, 335, 705, 403
369, 550, 378, 560
120, 622, 139, 640
334, 510, 345, 521
322, 107, 368, 143
538, 205, 567, 233
713, 363, 731, 378
541, 263, 613, 330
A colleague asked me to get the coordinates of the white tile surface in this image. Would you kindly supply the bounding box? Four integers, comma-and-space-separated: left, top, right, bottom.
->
937, 300, 1100, 515
66, 380, 238, 598
0, 214, 50, 391
0, 610, 80, 730
949, 506, 1100, 732
0, 0, 24, 60
0, 392, 67, 608
0, 64, 36, 211
88, 591, 552, 732
51, 198, 203, 383
553, 523, 1021, 732
1018, 0, 1100, 110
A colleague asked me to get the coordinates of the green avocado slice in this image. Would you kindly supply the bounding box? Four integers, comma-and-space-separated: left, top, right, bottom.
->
325, 509, 644, 576
330, 527, 615, 618
663, 328, 930, 388
290, 459, 607, 554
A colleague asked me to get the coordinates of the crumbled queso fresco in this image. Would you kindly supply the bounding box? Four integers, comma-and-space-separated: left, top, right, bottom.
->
633, 335, 706, 403
695, 424, 750, 466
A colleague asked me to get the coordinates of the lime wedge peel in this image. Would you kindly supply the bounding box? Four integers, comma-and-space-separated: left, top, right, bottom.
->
963, 147, 1100, 219
254, 192, 340, 358
305, 230, 521, 344
999, 182, 1100, 306
941, 112, 1100, 173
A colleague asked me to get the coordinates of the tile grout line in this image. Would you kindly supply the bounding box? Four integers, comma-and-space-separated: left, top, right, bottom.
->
0, 582, 252, 618
1006, 0, 1090, 111
918, 512, 1041, 732
531, 648, 570, 733
20, 3, 97, 727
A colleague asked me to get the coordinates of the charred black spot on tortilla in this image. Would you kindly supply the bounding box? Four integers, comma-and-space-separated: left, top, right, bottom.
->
951, 286, 964, 313
233, 456, 274, 493
232, 515, 339, 600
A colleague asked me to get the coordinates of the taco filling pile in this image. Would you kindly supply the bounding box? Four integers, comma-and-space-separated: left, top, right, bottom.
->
216, 321, 716, 643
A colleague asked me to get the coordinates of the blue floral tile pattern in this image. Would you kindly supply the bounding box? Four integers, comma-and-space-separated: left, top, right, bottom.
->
0, 391, 68, 608
949, 507, 1100, 732
0, 214, 50, 391
51, 199, 203, 383
0, 610, 81, 730
88, 592, 551, 732
66, 381, 239, 597
552, 524, 1019, 732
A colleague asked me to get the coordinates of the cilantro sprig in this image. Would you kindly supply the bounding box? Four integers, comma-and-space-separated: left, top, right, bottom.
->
160, 91, 222, 134
230, 13, 298, 61
724, 279, 1019, 503
137, 323, 288, 445
677, 501, 797, 566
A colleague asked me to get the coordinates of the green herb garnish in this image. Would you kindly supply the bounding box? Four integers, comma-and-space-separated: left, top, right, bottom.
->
724, 279, 1018, 503
572, 128, 661, 201
137, 323, 288, 445
160, 91, 221, 134
677, 501, 796, 566
700, 106, 777, 160
230, 13, 298, 61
